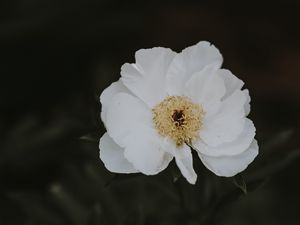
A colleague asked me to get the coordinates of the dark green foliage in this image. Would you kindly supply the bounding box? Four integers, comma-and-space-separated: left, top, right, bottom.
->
0, 114, 299, 225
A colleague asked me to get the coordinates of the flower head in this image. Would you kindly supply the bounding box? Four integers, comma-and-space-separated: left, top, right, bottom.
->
99, 41, 258, 184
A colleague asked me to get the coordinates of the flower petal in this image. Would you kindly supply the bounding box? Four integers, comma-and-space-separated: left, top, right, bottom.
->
193, 119, 256, 157
220, 69, 244, 99
244, 89, 251, 116
99, 133, 138, 173
121, 47, 176, 107
185, 64, 226, 115
100, 80, 129, 124
200, 89, 249, 147
198, 139, 258, 177
174, 145, 197, 184
105, 92, 152, 147
219, 69, 251, 116
166, 41, 223, 96
123, 126, 173, 175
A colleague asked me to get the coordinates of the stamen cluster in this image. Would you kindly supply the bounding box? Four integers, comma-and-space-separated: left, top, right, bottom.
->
152, 96, 204, 146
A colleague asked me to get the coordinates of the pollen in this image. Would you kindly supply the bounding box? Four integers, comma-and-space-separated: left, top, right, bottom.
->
152, 96, 204, 146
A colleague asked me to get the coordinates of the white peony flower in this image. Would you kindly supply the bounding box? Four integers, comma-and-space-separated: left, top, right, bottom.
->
99, 41, 258, 184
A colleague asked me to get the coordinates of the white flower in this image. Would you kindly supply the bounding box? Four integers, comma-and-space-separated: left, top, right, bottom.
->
99, 41, 258, 184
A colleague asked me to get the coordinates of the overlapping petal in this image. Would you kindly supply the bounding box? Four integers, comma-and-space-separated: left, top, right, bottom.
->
198, 140, 258, 177
219, 69, 244, 99
105, 92, 152, 147
99, 133, 138, 173
193, 119, 255, 157
166, 41, 223, 96
185, 64, 226, 115
121, 47, 176, 107
123, 126, 173, 175
100, 80, 129, 124
200, 89, 249, 147
219, 69, 251, 116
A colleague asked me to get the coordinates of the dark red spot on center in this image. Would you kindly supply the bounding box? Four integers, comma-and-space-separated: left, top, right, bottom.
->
172, 110, 185, 126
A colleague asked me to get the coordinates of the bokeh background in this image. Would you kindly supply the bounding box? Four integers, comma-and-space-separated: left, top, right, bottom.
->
1, 1, 300, 225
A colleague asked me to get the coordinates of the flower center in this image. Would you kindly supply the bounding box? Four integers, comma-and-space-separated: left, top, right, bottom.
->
152, 96, 204, 146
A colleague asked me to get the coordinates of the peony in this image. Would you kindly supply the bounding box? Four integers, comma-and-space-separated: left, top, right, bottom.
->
99, 41, 258, 184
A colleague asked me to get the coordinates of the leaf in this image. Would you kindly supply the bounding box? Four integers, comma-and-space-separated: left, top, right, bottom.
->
247, 178, 269, 192
262, 129, 294, 153
79, 133, 99, 143
199, 177, 267, 225
87, 204, 102, 225
232, 174, 247, 195
249, 149, 300, 182
167, 162, 182, 183
49, 183, 89, 225
8, 191, 64, 225
104, 174, 143, 188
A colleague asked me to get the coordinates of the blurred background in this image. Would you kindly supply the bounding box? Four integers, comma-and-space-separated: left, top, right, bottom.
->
1, 0, 300, 224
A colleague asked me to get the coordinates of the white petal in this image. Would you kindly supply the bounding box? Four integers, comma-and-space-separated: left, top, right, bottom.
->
166, 41, 223, 96
185, 65, 226, 115
99, 133, 138, 173
174, 145, 197, 184
198, 139, 258, 177
100, 80, 129, 124
200, 89, 248, 147
121, 47, 176, 107
244, 89, 251, 116
219, 69, 244, 99
123, 127, 173, 175
193, 119, 256, 157
219, 69, 251, 116
105, 92, 152, 147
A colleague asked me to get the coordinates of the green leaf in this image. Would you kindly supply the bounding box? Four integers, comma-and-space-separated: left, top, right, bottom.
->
49, 183, 89, 225
262, 129, 294, 153
249, 149, 300, 182
87, 204, 102, 225
79, 133, 99, 143
104, 174, 143, 188
232, 174, 247, 195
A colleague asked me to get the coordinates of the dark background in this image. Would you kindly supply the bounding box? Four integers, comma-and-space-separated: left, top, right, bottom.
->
1, 1, 300, 225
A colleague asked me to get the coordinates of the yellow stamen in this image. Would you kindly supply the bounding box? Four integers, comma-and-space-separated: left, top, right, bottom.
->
152, 96, 204, 146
